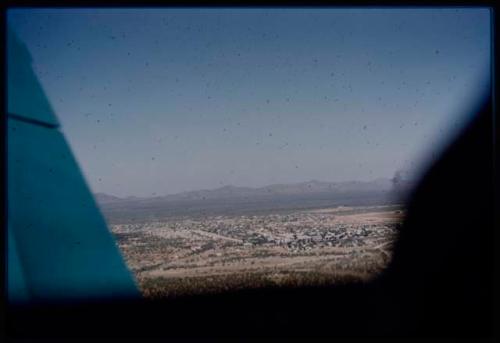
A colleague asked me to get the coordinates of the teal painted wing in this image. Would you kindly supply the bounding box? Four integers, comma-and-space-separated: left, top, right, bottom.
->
7, 27, 140, 303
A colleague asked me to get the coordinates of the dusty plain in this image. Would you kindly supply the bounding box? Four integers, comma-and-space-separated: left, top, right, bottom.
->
111, 205, 403, 298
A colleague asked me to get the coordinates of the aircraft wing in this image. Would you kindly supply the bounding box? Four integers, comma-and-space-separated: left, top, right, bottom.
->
7, 27, 140, 303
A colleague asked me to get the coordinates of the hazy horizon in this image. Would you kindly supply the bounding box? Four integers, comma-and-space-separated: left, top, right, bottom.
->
95, 175, 397, 198
8, 8, 490, 197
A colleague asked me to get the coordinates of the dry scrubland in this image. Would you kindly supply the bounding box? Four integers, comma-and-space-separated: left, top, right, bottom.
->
111, 206, 402, 298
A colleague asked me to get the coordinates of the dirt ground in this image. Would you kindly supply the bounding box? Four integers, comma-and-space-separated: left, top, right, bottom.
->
112, 205, 403, 298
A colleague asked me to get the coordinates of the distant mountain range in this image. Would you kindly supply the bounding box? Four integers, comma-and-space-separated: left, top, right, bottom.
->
94, 193, 124, 204
95, 178, 394, 204
94, 178, 408, 223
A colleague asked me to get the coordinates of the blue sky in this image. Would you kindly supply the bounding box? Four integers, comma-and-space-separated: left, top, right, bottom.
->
8, 8, 490, 197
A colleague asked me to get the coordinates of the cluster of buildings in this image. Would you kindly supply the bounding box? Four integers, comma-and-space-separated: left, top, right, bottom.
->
112, 209, 399, 262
